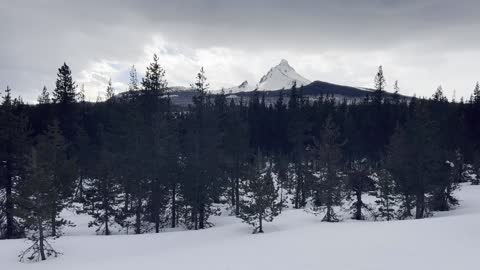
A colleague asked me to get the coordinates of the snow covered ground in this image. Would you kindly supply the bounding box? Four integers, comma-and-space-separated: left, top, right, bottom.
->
1, 184, 479, 270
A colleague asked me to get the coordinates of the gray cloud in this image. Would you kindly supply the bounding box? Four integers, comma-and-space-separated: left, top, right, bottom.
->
1, 0, 479, 102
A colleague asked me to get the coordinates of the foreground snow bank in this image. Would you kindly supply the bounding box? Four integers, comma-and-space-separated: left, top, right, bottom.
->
1, 184, 479, 270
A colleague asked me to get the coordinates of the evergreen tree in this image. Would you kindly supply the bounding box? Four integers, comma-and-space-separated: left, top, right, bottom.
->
392, 80, 401, 104
52, 63, 77, 104
432, 85, 448, 102
191, 67, 209, 106
149, 113, 169, 233
105, 78, 115, 100
374, 168, 396, 221
36, 120, 76, 236
223, 100, 249, 216
129, 65, 140, 92
473, 82, 480, 104
471, 152, 480, 185
37, 86, 50, 104
77, 84, 86, 103
181, 67, 220, 230
81, 125, 120, 235
287, 84, 309, 209
311, 116, 344, 222
142, 54, 167, 95
239, 152, 281, 233
346, 159, 373, 220
386, 125, 414, 219
373, 65, 386, 104
17, 147, 61, 261
0, 87, 29, 239
388, 103, 448, 219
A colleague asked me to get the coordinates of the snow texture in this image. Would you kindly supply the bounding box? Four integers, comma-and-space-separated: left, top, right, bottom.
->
1, 183, 479, 269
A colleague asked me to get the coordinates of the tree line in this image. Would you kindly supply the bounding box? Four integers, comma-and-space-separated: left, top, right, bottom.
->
1, 55, 480, 261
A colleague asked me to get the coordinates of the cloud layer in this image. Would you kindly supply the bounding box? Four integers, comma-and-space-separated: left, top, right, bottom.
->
1, 0, 479, 102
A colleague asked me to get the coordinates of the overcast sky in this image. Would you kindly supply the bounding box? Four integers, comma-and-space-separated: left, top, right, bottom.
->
1, 0, 479, 102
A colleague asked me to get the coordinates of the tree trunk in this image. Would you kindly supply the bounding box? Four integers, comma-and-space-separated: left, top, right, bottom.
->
300, 179, 306, 208
124, 190, 130, 213
76, 175, 84, 201
5, 161, 14, 239
235, 177, 240, 216
105, 214, 110, 236
279, 183, 283, 214
230, 181, 235, 208
193, 208, 198, 230
51, 210, 56, 237
171, 184, 176, 228
415, 191, 425, 219
258, 213, 263, 233
103, 188, 110, 235
386, 196, 391, 221
404, 193, 412, 218
155, 214, 160, 233
199, 204, 205, 229
135, 197, 141, 234
38, 219, 46, 261
325, 205, 332, 222
354, 189, 363, 220
294, 179, 300, 209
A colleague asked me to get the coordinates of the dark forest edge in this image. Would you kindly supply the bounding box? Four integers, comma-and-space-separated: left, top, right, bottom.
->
1, 54, 480, 261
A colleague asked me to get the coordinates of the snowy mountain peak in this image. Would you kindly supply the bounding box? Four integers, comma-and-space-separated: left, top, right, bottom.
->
258, 59, 311, 90
226, 80, 256, 93
226, 59, 311, 93
279, 59, 289, 66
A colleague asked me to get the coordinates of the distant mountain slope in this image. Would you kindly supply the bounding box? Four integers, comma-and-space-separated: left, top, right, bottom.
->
300, 81, 373, 97
119, 80, 404, 108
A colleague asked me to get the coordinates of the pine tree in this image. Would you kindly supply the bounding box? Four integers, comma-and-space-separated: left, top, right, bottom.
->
81, 126, 119, 235
17, 147, 61, 261
472, 82, 480, 104
142, 54, 167, 95
37, 86, 50, 104
105, 78, 115, 100
149, 113, 169, 233
77, 84, 86, 103
191, 67, 209, 106
223, 100, 249, 216
52, 63, 77, 104
0, 86, 29, 239
392, 80, 401, 104
346, 159, 373, 220
432, 85, 448, 102
311, 116, 344, 222
287, 84, 309, 209
373, 65, 386, 104
386, 125, 414, 219
239, 152, 281, 233
388, 103, 448, 219
128, 65, 139, 92
37, 120, 76, 236
472, 152, 480, 185
181, 67, 221, 230
374, 168, 396, 221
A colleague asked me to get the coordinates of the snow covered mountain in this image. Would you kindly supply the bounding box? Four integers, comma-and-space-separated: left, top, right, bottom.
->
226, 80, 255, 93
227, 59, 311, 93
258, 59, 311, 90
